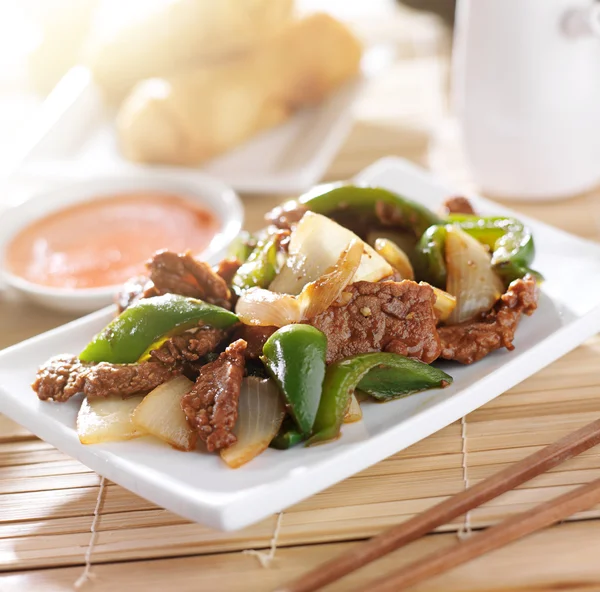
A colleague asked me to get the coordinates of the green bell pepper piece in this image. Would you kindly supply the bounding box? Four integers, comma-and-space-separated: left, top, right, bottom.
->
299, 184, 443, 238
412, 224, 448, 288
449, 215, 542, 284
79, 294, 238, 364
413, 216, 542, 288
231, 237, 278, 296
227, 231, 256, 263
269, 417, 305, 450
261, 325, 327, 437
358, 361, 452, 400
308, 353, 453, 445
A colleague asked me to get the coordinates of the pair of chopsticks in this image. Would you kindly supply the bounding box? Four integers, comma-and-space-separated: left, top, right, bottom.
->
276, 418, 600, 592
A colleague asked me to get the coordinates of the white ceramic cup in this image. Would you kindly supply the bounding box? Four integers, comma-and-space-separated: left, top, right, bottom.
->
452, 0, 600, 200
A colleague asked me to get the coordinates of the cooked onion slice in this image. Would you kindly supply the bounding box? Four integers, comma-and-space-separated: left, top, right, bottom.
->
445, 225, 504, 324
236, 288, 302, 326
220, 377, 285, 469
421, 283, 457, 322
77, 395, 146, 444
374, 238, 415, 280
297, 239, 362, 319
236, 240, 363, 327
132, 375, 196, 451
269, 212, 392, 294
343, 394, 363, 424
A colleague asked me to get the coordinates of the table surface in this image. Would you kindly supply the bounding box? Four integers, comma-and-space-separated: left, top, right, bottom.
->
3, 6, 600, 592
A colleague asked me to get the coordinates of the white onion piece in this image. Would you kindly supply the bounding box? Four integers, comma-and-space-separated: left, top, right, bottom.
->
221, 377, 286, 469
269, 212, 392, 294
445, 226, 504, 324
373, 238, 415, 280
420, 283, 457, 322
236, 288, 302, 327
132, 375, 196, 451
297, 239, 362, 319
236, 241, 362, 327
343, 394, 363, 424
77, 395, 146, 444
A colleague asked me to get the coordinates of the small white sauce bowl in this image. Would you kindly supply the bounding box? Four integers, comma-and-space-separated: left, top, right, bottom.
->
0, 170, 244, 313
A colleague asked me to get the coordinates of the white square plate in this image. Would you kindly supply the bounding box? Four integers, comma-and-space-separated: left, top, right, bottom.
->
2, 157, 600, 531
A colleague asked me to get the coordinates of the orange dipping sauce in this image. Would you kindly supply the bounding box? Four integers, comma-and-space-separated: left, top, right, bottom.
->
5, 192, 219, 289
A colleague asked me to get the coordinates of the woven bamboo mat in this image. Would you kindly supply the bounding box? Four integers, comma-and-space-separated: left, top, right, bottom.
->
5, 521, 600, 592
3, 6, 600, 590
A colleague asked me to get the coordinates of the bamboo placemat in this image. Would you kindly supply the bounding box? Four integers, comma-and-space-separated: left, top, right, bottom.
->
3, 6, 600, 591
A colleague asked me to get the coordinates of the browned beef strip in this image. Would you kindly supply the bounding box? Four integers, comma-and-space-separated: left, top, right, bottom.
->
440, 195, 476, 216
33, 355, 91, 402
148, 250, 231, 309
214, 257, 242, 309
215, 257, 242, 286
382, 269, 405, 282
149, 327, 225, 368
83, 361, 177, 398
307, 280, 441, 364
438, 275, 538, 364
232, 325, 277, 359
265, 201, 308, 230
33, 355, 177, 402
181, 339, 247, 452
116, 275, 158, 312
116, 251, 234, 312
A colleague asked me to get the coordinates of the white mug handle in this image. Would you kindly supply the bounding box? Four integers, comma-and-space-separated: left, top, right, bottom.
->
563, 4, 600, 38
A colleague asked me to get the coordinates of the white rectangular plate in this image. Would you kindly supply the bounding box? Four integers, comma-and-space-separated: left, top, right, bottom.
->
2, 157, 600, 531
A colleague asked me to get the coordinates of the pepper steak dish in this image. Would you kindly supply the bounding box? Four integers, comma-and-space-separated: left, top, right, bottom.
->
33, 184, 540, 468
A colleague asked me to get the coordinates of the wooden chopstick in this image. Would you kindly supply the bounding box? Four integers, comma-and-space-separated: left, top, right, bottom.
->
358, 477, 600, 592
275, 418, 600, 592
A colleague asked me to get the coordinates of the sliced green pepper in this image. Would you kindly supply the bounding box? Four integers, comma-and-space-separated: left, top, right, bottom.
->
261, 325, 327, 437
269, 417, 305, 450
79, 294, 238, 364
412, 224, 448, 288
413, 216, 542, 288
449, 215, 542, 284
231, 237, 278, 296
299, 184, 443, 238
308, 353, 453, 446
358, 361, 452, 400
227, 230, 256, 263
